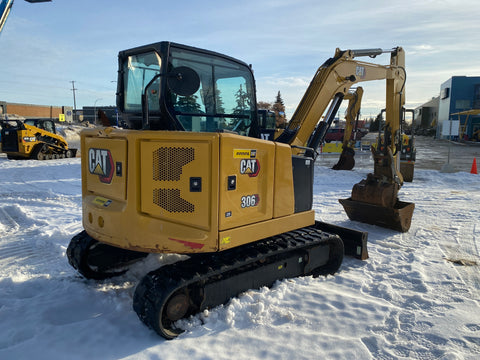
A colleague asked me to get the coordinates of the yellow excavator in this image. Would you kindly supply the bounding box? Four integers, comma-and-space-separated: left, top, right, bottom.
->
67, 43, 413, 339
372, 108, 416, 182
332, 87, 363, 170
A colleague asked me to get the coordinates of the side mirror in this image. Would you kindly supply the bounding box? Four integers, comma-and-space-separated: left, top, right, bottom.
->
167, 66, 200, 97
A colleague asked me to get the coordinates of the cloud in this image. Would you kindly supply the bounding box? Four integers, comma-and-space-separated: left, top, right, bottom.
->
2, 0, 479, 115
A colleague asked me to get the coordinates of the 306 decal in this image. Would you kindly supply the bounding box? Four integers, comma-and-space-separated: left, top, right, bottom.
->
241, 194, 259, 208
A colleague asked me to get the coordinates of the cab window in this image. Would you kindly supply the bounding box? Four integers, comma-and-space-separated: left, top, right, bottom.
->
168, 47, 255, 135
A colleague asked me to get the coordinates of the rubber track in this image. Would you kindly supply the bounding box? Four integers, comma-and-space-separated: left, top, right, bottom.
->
133, 226, 343, 339
32, 143, 77, 160
67, 230, 147, 280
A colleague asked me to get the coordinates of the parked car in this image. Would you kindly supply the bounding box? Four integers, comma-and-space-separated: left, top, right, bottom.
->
325, 128, 367, 143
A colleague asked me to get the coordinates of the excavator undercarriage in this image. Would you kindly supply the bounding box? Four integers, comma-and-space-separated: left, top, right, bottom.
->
133, 225, 344, 339
68, 221, 365, 339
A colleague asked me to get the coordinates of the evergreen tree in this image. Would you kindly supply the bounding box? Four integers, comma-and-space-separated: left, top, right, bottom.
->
215, 89, 225, 114
369, 113, 382, 132
275, 91, 284, 106
228, 85, 251, 130
233, 85, 250, 114
176, 95, 201, 113
272, 90, 287, 128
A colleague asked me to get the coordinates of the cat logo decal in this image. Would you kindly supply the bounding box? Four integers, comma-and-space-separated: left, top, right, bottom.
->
240, 159, 260, 177
88, 148, 114, 184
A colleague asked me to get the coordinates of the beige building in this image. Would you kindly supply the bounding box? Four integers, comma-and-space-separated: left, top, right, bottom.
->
0, 101, 73, 122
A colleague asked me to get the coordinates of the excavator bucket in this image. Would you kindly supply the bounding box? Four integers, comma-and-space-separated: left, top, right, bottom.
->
350, 174, 399, 208
400, 161, 414, 182
339, 174, 414, 232
332, 147, 355, 170
339, 198, 414, 232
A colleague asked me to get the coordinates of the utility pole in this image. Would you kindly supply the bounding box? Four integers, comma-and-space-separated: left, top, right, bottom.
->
71, 80, 77, 121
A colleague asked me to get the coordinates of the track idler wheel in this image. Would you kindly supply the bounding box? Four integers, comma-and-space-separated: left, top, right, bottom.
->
332, 147, 355, 170
133, 274, 197, 340
32, 144, 47, 160
166, 293, 190, 322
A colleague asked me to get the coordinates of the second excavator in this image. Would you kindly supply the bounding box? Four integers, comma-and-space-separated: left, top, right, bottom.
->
67, 42, 413, 339
331, 87, 364, 171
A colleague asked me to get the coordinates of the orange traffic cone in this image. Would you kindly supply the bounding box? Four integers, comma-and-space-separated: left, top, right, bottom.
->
471, 158, 478, 174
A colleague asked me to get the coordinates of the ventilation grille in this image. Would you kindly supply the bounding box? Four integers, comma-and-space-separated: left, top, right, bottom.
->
153, 188, 194, 213
151, 146, 196, 213
153, 147, 194, 181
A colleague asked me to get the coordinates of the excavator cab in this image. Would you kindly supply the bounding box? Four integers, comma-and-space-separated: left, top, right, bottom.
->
257, 109, 278, 141
117, 42, 258, 137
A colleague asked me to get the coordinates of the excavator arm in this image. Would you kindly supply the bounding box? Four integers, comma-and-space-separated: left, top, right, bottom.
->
283, 48, 405, 156
342, 87, 364, 149
332, 87, 363, 170
279, 47, 413, 232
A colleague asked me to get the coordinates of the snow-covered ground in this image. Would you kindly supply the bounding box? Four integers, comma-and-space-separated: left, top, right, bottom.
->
1, 138, 480, 359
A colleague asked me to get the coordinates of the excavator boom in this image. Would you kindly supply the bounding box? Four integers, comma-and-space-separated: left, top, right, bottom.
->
0, 0, 13, 34
273, 47, 413, 231
283, 48, 402, 150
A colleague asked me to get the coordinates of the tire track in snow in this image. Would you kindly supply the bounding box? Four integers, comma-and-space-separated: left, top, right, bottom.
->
0, 204, 67, 273
435, 198, 480, 299
0, 206, 20, 233
357, 178, 480, 359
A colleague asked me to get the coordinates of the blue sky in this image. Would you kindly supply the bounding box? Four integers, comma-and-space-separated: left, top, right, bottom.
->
1, 0, 479, 119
